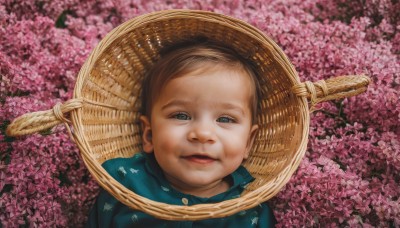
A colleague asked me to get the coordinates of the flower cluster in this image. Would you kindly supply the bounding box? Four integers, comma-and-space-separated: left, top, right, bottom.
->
1, 0, 399, 227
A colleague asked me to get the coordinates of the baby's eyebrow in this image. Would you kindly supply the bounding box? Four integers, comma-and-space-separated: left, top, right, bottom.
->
161, 100, 190, 111
218, 103, 246, 116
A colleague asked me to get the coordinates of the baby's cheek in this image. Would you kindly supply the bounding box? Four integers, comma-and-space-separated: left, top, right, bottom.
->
224, 144, 248, 162
225, 134, 248, 149
157, 135, 180, 153
154, 127, 175, 143
159, 141, 175, 152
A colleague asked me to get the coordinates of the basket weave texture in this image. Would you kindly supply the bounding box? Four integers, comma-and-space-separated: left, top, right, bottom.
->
6, 9, 370, 220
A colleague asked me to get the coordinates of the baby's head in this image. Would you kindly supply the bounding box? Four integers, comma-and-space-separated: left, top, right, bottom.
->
140, 40, 260, 197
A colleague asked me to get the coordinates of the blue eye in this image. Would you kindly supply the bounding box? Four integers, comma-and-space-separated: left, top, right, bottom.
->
217, 116, 235, 123
173, 113, 191, 120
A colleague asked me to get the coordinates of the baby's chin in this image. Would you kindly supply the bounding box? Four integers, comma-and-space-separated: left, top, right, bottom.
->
165, 174, 231, 197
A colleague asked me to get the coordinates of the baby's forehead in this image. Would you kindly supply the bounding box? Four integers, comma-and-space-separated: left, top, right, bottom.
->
156, 68, 255, 114
158, 64, 256, 105
174, 61, 250, 78
163, 62, 255, 92
169, 63, 253, 83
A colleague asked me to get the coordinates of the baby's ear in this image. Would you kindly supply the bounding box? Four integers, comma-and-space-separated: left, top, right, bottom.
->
139, 115, 153, 153
244, 124, 259, 159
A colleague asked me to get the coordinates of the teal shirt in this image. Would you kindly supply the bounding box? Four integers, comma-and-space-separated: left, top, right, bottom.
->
87, 152, 276, 227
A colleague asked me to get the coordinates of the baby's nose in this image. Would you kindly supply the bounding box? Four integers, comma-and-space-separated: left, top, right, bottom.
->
187, 121, 216, 143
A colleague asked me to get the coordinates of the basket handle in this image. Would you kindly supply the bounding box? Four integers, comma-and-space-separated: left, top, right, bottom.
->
6, 98, 83, 137
6, 75, 369, 136
291, 75, 370, 111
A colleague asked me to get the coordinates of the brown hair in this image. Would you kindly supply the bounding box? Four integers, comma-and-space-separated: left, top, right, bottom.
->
141, 40, 261, 123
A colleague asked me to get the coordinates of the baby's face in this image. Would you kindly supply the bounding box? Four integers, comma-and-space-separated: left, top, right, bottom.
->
140, 65, 258, 197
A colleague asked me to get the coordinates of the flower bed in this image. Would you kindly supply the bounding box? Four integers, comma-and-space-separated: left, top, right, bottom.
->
1, 0, 399, 227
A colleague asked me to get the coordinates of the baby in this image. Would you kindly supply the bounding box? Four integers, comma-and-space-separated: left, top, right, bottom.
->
87, 40, 276, 227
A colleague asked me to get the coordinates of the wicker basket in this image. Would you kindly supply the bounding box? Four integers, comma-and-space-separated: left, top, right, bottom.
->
6, 9, 370, 220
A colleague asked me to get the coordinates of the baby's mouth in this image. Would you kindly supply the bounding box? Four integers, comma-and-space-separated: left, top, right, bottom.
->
182, 154, 216, 164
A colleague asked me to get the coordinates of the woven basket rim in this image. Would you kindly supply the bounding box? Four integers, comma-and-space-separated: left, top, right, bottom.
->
73, 9, 309, 220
